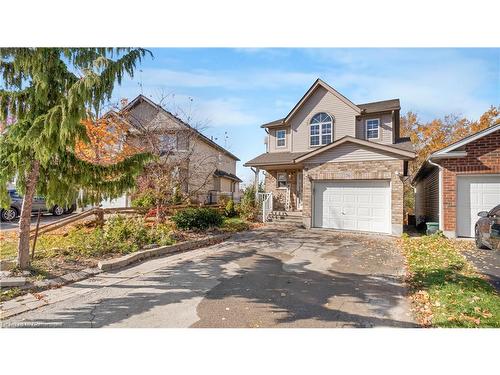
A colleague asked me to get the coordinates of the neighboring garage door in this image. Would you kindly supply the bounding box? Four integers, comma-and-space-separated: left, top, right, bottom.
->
313, 180, 391, 234
457, 175, 500, 237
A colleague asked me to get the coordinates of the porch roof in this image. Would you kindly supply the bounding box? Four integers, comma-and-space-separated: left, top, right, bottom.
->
243, 151, 308, 167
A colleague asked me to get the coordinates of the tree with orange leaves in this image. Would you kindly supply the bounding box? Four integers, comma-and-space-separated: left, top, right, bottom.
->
401, 105, 500, 176
75, 113, 142, 165
401, 105, 499, 216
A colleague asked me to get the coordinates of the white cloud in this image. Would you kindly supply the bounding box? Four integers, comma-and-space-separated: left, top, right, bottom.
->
114, 49, 498, 126
195, 98, 260, 127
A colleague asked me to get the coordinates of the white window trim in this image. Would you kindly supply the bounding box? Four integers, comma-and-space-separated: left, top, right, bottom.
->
310, 113, 333, 147
365, 118, 380, 140
276, 129, 286, 148
276, 172, 288, 189
310, 124, 321, 147
320, 122, 332, 145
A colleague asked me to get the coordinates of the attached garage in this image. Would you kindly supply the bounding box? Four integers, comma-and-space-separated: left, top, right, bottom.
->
313, 180, 391, 234
457, 175, 500, 237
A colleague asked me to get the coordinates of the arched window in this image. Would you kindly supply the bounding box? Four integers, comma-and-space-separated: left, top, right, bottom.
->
310, 112, 333, 146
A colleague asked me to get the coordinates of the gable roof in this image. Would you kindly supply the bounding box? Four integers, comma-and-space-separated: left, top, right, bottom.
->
244, 138, 415, 167
294, 136, 415, 162
121, 94, 240, 161
261, 79, 400, 128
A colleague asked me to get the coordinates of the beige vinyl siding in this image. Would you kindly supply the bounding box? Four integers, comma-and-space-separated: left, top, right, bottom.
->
220, 177, 233, 192
268, 126, 291, 153
355, 112, 393, 145
128, 100, 238, 202
415, 168, 440, 223
304, 142, 404, 164
289, 86, 358, 153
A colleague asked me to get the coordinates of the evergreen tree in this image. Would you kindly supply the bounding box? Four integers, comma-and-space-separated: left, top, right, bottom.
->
0, 48, 153, 269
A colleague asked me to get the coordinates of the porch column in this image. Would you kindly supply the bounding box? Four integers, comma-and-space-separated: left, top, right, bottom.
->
253, 167, 260, 201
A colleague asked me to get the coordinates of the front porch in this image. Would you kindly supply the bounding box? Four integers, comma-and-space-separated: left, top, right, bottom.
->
264, 169, 304, 213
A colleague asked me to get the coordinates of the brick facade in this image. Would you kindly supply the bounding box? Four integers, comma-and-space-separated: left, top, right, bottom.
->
437, 130, 500, 235
301, 160, 405, 234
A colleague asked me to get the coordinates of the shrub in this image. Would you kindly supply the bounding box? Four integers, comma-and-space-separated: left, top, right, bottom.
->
104, 216, 150, 253
131, 190, 156, 208
237, 201, 259, 221
224, 199, 237, 218
172, 207, 223, 230
222, 217, 250, 232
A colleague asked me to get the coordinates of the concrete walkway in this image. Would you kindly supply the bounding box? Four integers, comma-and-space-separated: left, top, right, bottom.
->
1, 226, 417, 328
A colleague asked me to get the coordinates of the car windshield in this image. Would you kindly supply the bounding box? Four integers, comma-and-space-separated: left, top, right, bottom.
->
489, 205, 500, 216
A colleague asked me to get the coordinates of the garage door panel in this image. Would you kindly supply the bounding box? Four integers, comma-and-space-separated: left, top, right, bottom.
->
342, 219, 357, 231
357, 219, 372, 232
357, 206, 371, 216
457, 176, 500, 237
372, 207, 386, 218
314, 180, 391, 234
372, 221, 387, 233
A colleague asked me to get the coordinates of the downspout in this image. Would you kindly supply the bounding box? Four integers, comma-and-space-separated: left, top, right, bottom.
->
428, 157, 444, 232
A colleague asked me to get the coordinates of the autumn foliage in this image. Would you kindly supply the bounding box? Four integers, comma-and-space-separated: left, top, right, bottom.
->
75, 114, 142, 165
401, 105, 500, 175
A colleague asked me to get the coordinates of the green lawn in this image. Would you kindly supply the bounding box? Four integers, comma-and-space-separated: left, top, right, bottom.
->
401, 234, 500, 327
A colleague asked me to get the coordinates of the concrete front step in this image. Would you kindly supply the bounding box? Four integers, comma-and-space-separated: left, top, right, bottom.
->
266, 211, 304, 227
269, 211, 302, 217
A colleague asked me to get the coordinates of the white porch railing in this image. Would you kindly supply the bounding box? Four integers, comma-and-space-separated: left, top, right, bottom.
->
257, 192, 273, 223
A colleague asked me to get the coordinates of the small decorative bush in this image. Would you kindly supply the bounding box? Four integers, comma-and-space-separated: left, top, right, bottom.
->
131, 190, 156, 208
224, 199, 237, 218
237, 201, 259, 221
172, 207, 224, 230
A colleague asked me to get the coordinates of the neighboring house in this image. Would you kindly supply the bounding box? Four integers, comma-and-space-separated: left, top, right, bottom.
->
244, 79, 415, 235
108, 94, 241, 205
412, 124, 500, 238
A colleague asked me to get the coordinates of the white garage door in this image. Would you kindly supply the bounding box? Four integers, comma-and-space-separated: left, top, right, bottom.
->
457, 175, 500, 237
313, 180, 391, 234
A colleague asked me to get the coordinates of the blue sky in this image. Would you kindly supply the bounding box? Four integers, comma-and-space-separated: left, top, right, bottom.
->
111, 48, 500, 183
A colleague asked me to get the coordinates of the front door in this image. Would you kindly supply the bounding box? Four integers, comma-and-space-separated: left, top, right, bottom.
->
296, 172, 303, 210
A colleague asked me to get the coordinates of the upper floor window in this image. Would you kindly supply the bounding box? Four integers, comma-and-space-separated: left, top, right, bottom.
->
366, 119, 380, 139
160, 134, 177, 152
310, 112, 333, 147
276, 129, 286, 147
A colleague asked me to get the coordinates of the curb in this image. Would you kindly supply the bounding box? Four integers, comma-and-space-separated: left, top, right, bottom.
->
97, 233, 231, 271
1, 233, 232, 320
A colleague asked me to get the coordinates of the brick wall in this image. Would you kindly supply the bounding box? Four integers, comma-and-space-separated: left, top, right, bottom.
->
302, 159, 405, 234
437, 130, 500, 233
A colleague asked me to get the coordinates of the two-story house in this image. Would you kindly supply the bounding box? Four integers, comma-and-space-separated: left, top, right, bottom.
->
111, 94, 241, 205
245, 79, 415, 235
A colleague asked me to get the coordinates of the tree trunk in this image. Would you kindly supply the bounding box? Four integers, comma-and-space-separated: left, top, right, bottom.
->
17, 160, 40, 269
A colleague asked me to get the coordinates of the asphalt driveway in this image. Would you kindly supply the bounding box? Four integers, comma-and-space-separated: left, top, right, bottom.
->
2, 226, 416, 328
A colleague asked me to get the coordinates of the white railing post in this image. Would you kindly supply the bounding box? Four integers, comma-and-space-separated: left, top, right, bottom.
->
257, 192, 273, 223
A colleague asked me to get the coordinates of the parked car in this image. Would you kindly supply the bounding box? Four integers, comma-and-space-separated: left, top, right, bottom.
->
475, 204, 500, 250
0, 189, 76, 222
